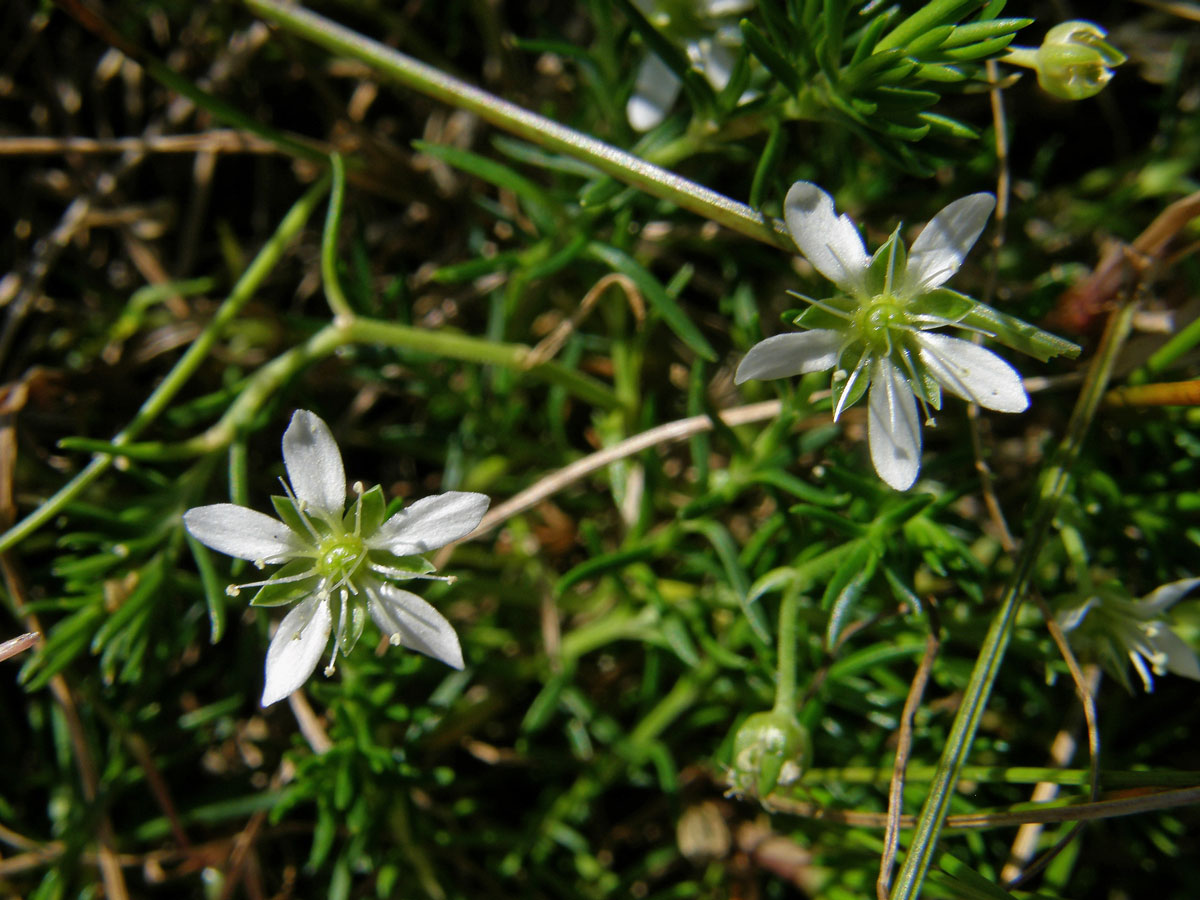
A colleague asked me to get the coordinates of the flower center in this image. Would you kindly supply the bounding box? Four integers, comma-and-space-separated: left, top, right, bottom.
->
855, 296, 907, 353
317, 535, 365, 584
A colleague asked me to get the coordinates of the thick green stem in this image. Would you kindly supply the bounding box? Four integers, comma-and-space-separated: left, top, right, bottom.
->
889, 300, 1138, 900
244, 0, 792, 250
0, 177, 330, 554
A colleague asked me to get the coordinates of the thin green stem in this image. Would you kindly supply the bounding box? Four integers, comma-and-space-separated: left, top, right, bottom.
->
1137, 314, 1200, 382
0, 177, 330, 554
889, 300, 1139, 900
341, 317, 622, 411
321, 152, 354, 319
773, 585, 800, 714
57, 313, 623, 463
244, 0, 792, 250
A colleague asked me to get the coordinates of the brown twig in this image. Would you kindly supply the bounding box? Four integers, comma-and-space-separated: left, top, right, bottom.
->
1047, 190, 1200, 335
967, 58, 1017, 552
522, 273, 645, 369
434, 400, 788, 566
0, 131, 282, 155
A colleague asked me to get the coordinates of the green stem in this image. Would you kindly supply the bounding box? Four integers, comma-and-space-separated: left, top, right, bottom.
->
244, 0, 792, 250
1136, 314, 1200, 382
58, 315, 623, 462
0, 177, 330, 554
321, 152, 354, 318
889, 300, 1138, 900
1000, 46, 1040, 71
341, 317, 622, 411
773, 585, 800, 714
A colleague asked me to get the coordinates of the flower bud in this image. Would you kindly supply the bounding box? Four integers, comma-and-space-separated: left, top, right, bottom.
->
726, 710, 810, 799
1031, 21, 1126, 100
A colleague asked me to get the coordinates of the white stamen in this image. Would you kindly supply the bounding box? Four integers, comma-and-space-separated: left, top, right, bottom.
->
278, 476, 325, 543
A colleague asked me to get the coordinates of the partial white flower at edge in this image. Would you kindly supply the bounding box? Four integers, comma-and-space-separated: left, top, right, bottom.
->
627, 0, 755, 131
736, 181, 1029, 491
1057, 576, 1200, 693
183, 410, 489, 706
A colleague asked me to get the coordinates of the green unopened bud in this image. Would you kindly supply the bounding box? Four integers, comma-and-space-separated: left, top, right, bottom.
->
726, 710, 810, 799
1004, 21, 1126, 101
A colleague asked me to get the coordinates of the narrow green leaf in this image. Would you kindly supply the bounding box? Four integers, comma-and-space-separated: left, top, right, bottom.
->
741, 19, 803, 94
941, 18, 1031, 49
412, 140, 559, 235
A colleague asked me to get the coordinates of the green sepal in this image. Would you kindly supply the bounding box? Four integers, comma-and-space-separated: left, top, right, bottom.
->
960, 301, 1082, 361
865, 228, 907, 296
910, 288, 976, 322
830, 349, 871, 415
338, 601, 367, 654
899, 345, 943, 412
344, 483, 387, 535
271, 495, 322, 541
367, 549, 437, 578
250, 560, 321, 607
790, 292, 855, 330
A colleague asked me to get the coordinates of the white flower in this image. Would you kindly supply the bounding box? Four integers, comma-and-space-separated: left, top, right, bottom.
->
1057, 576, 1200, 693
735, 181, 1029, 491
627, 0, 755, 131
183, 410, 489, 706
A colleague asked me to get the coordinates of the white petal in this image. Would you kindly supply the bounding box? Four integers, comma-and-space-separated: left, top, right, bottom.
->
1150, 628, 1200, 681
367, 492, 490, 555
627, 54, 681, 131
867, 358, 921, 491
734, 330, 841, 384
915, 332, 1029, 413
701, 0, 755, 15
261, 595, 332, 706
784, 182, 870, 293
1056, 597, 1096, 633
368, 583, 464, 669
689, 39, 734, 91
282, 410, 346, 516
902, 193, 995, 294
1141, 576, 1200, 613
183, 504, 304, 562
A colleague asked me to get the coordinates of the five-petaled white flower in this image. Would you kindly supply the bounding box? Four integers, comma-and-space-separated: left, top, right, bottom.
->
1057, 576, 1200, 693
183, 410, 489, 706
736, 181, 1030, 491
